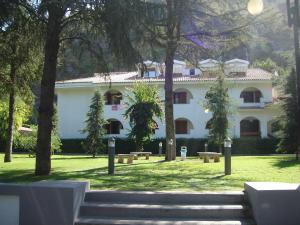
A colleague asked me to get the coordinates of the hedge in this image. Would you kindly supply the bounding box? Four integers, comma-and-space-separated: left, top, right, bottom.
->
61, 137, 280, 155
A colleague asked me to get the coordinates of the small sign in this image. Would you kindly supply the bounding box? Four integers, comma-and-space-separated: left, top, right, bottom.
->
112, 105, 118, 111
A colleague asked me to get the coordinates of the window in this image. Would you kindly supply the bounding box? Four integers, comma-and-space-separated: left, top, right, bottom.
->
105, 91, 122, 105
240, 89, 262, 103
175, 120, 188, 134
106, 120, 123, 134
190, 68, 195, 76
240, 118, 260, 137
174, 92, 187, 104
144, 70, 157, 78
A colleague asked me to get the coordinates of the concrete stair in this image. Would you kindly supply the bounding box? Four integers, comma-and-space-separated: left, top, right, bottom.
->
75, 191, 256, 225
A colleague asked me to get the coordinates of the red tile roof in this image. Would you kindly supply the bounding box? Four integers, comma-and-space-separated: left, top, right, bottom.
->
56, 68, 272, 87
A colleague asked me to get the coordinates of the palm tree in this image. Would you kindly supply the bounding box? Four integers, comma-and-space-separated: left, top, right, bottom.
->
125, 83, 163, 152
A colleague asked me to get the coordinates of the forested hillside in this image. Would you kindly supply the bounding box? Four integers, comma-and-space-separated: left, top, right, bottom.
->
57, 0, 294, 80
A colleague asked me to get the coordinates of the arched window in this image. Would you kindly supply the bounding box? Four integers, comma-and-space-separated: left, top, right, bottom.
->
104, 90, 122, 105
240, 88, 263, 103
105, 119, 123, 134
175, 118, 194, 134
240, 117, 260, 137
173, 88, 193, 104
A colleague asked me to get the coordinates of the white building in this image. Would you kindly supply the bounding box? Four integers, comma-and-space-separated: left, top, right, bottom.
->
55, 59, 279, 140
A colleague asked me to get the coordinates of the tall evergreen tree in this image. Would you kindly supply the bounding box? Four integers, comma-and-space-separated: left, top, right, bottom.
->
204, 68, 230, 153
0, 2, 42, 163
276, 69, 298, 158
28, 0, 106, 175
82, 91, 106, 157
124, 83, 163, 152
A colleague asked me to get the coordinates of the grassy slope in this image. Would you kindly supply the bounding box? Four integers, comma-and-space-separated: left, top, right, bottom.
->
0, 154, 299, 191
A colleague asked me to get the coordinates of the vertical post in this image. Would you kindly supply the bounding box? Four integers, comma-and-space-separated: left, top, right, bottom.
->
224, 137, 232, 175
158, 142, 163, 156
108, 137, 115, 175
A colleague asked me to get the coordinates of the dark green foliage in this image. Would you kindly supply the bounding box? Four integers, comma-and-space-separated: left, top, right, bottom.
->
252, 58, 282, 73
276, 69, 298, 153
60, 138, 280, 155
204, 72, 230, 152
13, 125, 61, 155
82, 91, 106, 157
124, 83, 163, 151
232, 138, 280, 155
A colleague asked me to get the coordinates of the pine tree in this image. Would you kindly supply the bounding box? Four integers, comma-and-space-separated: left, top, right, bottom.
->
0, 2, 42, 163
276, 69, 298, 157
204, 70, 230, 153
82, 91, 106, 157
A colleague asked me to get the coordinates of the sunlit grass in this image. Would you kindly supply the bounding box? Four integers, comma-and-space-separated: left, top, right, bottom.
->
0, 153, 299, 191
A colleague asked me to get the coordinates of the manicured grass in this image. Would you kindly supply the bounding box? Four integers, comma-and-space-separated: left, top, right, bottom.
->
0, 154, 299, 191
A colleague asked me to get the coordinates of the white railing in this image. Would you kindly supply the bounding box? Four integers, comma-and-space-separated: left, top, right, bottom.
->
239, 97, 265, 108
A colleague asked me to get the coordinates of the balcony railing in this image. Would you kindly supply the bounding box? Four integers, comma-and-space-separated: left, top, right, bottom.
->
104, 104, 125, 111
240, 131, 261, 137
239, 97, 266, 108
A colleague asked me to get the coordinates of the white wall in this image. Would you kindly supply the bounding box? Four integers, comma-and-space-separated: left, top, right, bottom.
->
0, 195, 19, 225
56, 81, 278, 139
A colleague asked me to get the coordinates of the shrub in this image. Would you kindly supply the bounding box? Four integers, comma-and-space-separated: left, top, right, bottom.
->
13, 125, 62, 155
61, 137, 280, 155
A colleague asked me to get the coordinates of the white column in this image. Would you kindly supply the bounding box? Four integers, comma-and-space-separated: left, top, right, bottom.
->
260, 118, 268, 138
234, 117, 241, 138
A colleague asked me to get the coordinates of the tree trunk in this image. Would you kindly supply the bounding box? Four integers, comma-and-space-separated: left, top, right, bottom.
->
292, 0, 300, 161
4, 62, 16, 163
35, 6, 63, 176
164, 0, 178, 161
164, 50, 176, 161
136, 141, 143, 152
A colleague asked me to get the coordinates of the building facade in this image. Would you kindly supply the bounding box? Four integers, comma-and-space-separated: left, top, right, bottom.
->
55, 59, 279, 140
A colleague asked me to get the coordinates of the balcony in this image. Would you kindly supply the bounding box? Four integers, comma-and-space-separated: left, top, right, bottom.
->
239, 97, 266, 109
105, 104, 123, 111
104, 104, 125, 119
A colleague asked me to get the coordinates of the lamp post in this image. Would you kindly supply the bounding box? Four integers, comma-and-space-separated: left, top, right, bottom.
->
159, 141, 163, 156
287, 0, 300, 160
108, 137, 115, 175
224, 137, 232, 175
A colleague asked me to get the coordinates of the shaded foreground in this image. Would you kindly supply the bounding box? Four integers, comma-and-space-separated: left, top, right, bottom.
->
0, 154, 299, 191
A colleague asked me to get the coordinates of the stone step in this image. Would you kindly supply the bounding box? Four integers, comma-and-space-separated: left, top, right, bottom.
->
75, 217, 256, 225
79, 203, 249, 220
84, 191, 245, 205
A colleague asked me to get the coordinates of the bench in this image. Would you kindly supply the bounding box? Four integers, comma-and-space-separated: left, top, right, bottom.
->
130, 152, 152, 160
117, 154, 136, 164
197, 152, 221, 163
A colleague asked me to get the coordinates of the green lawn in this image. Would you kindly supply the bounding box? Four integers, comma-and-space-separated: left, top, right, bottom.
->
0, 154, 299, 191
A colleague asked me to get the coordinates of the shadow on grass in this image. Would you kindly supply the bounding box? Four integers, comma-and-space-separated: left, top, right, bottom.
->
272, 158, 300, 168
51, 156, 107, 160
0, 162, 244, 191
